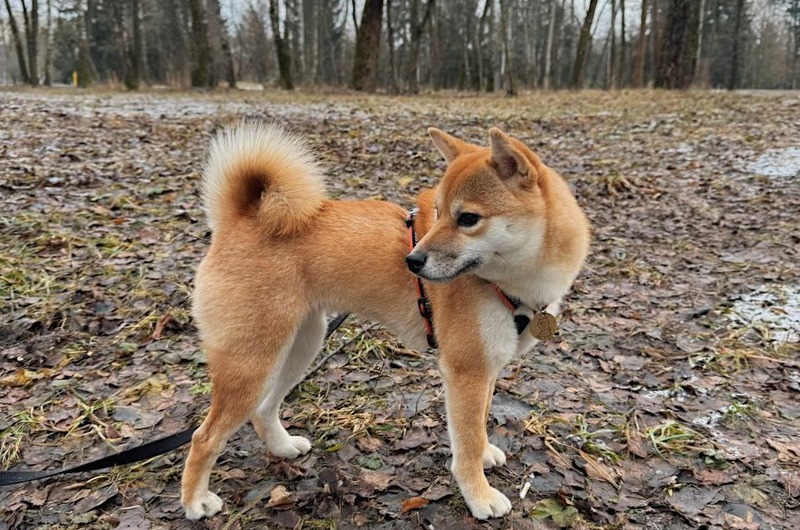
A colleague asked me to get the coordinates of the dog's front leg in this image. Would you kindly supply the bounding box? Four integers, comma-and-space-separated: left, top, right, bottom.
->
441, 359, 512, 519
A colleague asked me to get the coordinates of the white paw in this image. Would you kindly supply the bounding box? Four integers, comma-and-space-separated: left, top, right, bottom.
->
465, 486, 513, 520
269, 435, 312, 459
483, 443, 507, 469
184, 490, 223, 520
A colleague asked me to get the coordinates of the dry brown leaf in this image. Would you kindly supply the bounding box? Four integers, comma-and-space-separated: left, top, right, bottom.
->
401, 496, 430, 513
267, 485, 293, 508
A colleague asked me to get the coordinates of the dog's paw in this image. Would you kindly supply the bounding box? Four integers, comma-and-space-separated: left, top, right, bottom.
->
184, 491, 223, 520
465, 486, 512, 519
483, 443, 506, 469
270, 435, 312, 459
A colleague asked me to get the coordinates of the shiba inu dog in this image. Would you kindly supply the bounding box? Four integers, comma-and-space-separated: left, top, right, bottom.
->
181, 122, 590, 521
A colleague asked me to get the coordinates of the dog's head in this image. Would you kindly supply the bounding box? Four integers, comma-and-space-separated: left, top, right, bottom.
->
406, 128, 548, 283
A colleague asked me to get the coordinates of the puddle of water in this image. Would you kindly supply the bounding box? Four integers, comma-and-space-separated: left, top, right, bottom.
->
748, 147, 800, 178
728, 284, 800, 343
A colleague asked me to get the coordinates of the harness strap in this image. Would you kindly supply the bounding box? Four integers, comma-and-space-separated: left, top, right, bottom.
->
406, 208, 438, 349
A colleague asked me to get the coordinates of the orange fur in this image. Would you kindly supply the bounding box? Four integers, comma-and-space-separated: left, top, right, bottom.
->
181, 123, 590, 521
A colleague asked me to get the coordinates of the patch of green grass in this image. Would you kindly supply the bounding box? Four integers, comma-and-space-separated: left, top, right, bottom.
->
0, 408, 48, 469
190, 382, 213, 396
721, 399, 760, 427
646, 420, 714, 458
299, 518, 338, 530
570, 415, 622, 465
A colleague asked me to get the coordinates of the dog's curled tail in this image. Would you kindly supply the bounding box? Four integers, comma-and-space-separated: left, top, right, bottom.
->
201, 121, 326, 237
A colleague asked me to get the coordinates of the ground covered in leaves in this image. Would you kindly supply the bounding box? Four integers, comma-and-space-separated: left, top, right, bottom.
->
1, 88, 798, 530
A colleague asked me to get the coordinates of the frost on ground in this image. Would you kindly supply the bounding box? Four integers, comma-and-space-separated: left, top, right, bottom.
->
728, 284, 800, 343
748, 147, 800, 178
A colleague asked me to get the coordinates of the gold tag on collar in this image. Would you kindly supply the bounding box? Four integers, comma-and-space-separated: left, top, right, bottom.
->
530, 311, 557, 341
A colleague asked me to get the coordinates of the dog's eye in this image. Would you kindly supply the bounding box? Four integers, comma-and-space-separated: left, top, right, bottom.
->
457, 213, 481, 227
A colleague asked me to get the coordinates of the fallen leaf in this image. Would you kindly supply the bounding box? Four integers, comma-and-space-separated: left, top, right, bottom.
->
267, 485, 293, 508
401, 496, 430, 513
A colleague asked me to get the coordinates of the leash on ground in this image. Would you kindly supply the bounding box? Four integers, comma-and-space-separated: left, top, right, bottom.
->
0, 312, 350, 487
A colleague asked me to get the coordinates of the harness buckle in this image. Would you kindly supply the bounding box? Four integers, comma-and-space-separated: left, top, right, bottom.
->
417, 297, 432, 319
405, 208, 419, 228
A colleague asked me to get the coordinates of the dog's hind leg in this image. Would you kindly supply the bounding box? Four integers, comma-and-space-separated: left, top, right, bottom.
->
181, 327, 298, 520
251, 310, 326, 459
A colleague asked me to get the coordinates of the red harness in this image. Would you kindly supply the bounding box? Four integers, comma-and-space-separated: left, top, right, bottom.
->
405, 209, 531, 349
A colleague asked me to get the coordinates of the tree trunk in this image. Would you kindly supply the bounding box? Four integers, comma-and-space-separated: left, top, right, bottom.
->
386, 0, 399, 93
285, 0, 302, 83
210, 0, 236, 88
110, 1, 133, 88
44, 0, 51, 85
543, 0, 558, 90
3, 0, 31, 84
633, 0, 647, 87
188, 0, 212, 87
608, 0, 617, 89
651, 0, 660, 79
302, 0, 317, 85
727, 0, 745, 90
130, 0, 143, 88
77, 0, 93, 87
694, 0, 705, 82
499, 0, 515, 95
618, 0, 626, 87
570, 0, 599, 89
476, 0, 492, 91
21, 0, 39, 85
352, 0, 383, 92
270, 0, 294, 89
406, 0, 433, 93
655, 0, 700, 89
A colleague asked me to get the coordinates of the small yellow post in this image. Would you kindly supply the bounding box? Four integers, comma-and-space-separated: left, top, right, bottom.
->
73, 70, 78, 87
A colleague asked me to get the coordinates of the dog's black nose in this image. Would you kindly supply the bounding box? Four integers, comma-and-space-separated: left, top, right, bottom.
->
405, 252, 427, 274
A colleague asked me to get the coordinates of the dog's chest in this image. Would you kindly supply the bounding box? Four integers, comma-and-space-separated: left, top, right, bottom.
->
476, 298, 523, 370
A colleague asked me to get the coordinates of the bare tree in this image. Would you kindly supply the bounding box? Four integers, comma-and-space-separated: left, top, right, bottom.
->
407, 0, 434, 93
727, 0, 746, 89
694, 0, 705, 82
351, 0, 383, 91
209, 0, 236, 88
655, 0, 700, 89
475, 0, 493, 91
76, 0, 93, 87
633, 0, 647, 86
386, 0, 398, 93
618, 0, 626, 87
22, 0, 39, 85
270, 0, 294, 89
189, 0, 212, 87
43, 0, 51, 85
499, 0, 514, 95
543, 0, 558, 90
570, 0, 599, 88
608, 0, 618, 89
4, 0, 31, 84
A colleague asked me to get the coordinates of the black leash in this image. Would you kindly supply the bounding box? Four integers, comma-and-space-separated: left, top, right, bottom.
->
0, 428, 196, 486
0, 313, 350, 487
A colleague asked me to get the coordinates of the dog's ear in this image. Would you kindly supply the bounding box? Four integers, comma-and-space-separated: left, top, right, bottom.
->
488, 128, 535, 187
428, 128, 474, 164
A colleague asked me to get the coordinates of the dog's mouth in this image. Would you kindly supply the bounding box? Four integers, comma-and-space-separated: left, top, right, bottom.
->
416, 258, 482, 283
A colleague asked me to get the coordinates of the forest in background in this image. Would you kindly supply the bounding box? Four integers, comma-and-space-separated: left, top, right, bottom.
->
1, 0, 799, 93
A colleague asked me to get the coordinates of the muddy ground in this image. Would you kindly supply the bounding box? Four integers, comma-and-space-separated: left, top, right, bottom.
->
1, 89, 798, 530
